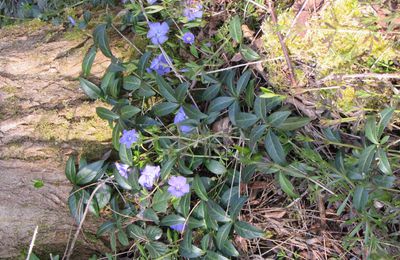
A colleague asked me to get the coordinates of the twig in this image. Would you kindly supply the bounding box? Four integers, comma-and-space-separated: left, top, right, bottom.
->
64, 181, 106, 260
26, 226, 39, 260
267, 1, 298, 88
317, 73, 400, 84
111, 23, 143, 55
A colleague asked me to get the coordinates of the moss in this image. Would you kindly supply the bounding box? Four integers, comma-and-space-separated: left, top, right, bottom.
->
1, 85, 18, 94
63, 28, 86, 41
2, 19, 47, 32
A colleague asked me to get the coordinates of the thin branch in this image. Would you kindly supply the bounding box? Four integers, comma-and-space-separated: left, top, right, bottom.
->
317, 73, 400, 83
26, 226, 39, 260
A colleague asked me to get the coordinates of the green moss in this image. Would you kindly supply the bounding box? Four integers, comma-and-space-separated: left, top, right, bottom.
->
63, 28, 86, 41
3, 19, 47, 32
1, 85, 18, 94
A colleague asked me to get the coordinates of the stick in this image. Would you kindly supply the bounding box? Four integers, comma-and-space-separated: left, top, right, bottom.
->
26, 226, 39, 260
268, 1, 298, 88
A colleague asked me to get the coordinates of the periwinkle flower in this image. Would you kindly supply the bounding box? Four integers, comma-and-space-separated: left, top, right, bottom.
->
183, 1, 203, 21
182, 32, 195, 45
138, 165, 161, 189
147, 0, 157, 4
115, 162, 130, 178
147, 54, 171, 76
119, 129, 139, 148
170, 223, 186, 232
167, 176, 190, 198
174, 107, 194, 134
147, 22, 169, 45
68, 16, 76, 26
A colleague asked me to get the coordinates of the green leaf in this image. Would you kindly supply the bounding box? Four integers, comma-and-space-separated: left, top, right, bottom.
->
228, 101, 240, 125
278, 172, 299, 198
365, 116, 379, 144
97, 221, 115, 236
229, 15, 243, 43
145, 241, 168, 258
146, 226, 163, 240
236, 70, 252, 94
275, 117, 311, 131
117, 229, 129, 246
68, 190, 85, 223
138, 51, 152, 76
229, 196, 247, 220
221, 240, 239, 257
216, 223, 232, 249
160, 214, 185, 226
93, 24, 113, 58
377, 148, 392, 175
208, 96, 235, 113
153, 102, 179, 117
358, 145, 376, 175
76, 160, 104, 185
353, 186, 369, 212
114, 168, 132, 190
268, 111, 291, 128
108, 77, 120, 98
110, 231, 117, 252
245, 79, 255, 107
205, 251, 230, 260
120, 105, 140, 119
123, 76, 141, 91
96, 107, 119, 121
249, 124, 267, 153
82, 46, 97, 77
254, 97, 268, 122
119, 144, 132, 166
234, 221, 264, 239
152, 188, 171, 213
240, 45, 261, 61
160, 157, 176, 180
202, 84, 220, 101
193, 175, 208, 201
65, 156, 76, 184
155, 74, 177, 102
143, 208, 160, 224
183, 104, 208, 120
112, 122, 121, 151
178, 193, 191, 217
127, 224, 146, 240
206, 200, 231, 222
264, 130, 287, 165
235, 112, 259, 129
377, 107, 394, 138
180, 232, 204, 258
205, 160, 227, 175
95, 184, 111, 209
176, 83, 188, 103
79, 78, 102, 99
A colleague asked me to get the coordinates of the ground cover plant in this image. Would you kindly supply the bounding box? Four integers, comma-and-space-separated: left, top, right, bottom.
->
7, 0, 399, 259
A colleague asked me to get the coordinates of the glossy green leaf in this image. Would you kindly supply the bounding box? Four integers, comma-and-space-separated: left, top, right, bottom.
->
117, 229, 129, 246
377, 107, 394, 138
97, 221, 115, 236
254, 97, 267, 122
153, 102, 179, 117
208, 96, 235, 113
353, 186, 369, 212
278, 172, 299, 198
183, 104, 208, 120
236, 70, 252, 94
176, 82, 188, 103
95, 184, 111, 210
96, 107, 119, 121
206, 200, 231, 222
365, 116, 379, 144
205, 160, 227, 175
114, 168, 132, 190
152, 188, 171, 213
65, 156, 76, 184
193, 175, 208, 201
76, 160, 104, 185
178, 193, 191, 217
146, 226, 163, 240
160, 214, 185, 226
123, 76, 141, 91
119, 144, 132, 166
377, 148, 392, 175
145, 241, 168, 258
100, 71, 114, 93
229, 196, 247, 220
93, 24, 113, 58
268, 111, 291, 127
264, 130, 286, 165
249, 124, 267, 153
234, 221, 264, 239
112, 122, 121, 151
205, 251, 229, 260
143, 208, 160, 224
138, 51, 152, 76
127, 224, 146, 240
216, 223, 232, 249
82, 46, 97, 77
155, 74, 177, 102
202, 84, 220, 101
358, 145, 376, 175
275, 117, 311, 131
236, 112, 258, 129
229, 15, 242, 43
79, 78, 102, 99
240, 45, 261, 61
120, 105, 140, 119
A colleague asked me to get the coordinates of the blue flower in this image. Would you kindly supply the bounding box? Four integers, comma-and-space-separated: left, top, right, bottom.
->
174, 107, 194, 133
183, 2, 203, 21
147, 22, 169, 45
182, 32, 195, 44
138, 165, 160, 189
119, 129, 139, 148
147, 54, 171, 75
68, 16, 76, 26
167, 176, 190, 198
170, 223, 186, 233
147, 0, 157, 4
115, 162, 130, 178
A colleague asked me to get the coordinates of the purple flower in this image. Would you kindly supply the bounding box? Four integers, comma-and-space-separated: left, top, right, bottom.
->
147, 0, 157, 4
147, 54, 171, 76
170, 223, 186, 232
68, 16, 76, 26
167, 176, 190, 198
115, 162, 130, 178
183, 2, 203, 21
174, 107, 194, 134
138, 165, 160, 189
119, 129, 139, 148
182, 32, 195, 44
147, 22, 169, 45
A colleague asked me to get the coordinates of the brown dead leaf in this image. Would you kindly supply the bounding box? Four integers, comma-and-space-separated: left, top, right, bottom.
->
241, 24, 255, 40
263, 209, 286, 219
231, 52, 243, 62
234, 235, 248, 253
